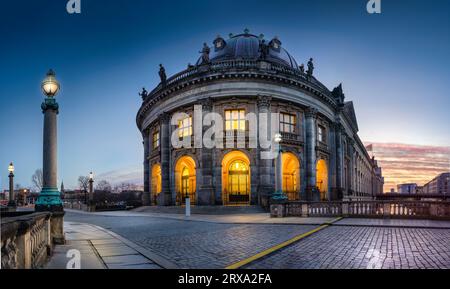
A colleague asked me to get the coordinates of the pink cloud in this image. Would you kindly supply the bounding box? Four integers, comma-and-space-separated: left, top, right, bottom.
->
364, 142, 450, 192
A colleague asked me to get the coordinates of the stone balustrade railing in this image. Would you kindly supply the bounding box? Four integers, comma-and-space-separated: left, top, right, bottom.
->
143, 59, 330, 103
63, 201, 88, 211
1, 212, 52, 269
271, 201, 450, 220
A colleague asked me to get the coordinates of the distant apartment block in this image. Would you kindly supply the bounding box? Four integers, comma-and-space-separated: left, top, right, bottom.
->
423, 172, 450, 194
397, 183, 418, 194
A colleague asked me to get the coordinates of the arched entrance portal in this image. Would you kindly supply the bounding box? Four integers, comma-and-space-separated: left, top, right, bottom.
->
151, 164, 161, 204
316, 159, 328, 201
222, 151, 251, 206
282, 153, 300, 200
175, 156, 196, 205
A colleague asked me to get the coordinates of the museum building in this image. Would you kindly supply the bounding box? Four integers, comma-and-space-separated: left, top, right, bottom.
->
136, 30, 384, 207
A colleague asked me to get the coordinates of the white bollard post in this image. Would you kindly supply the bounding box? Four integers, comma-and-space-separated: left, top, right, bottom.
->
185, 196, 191, 217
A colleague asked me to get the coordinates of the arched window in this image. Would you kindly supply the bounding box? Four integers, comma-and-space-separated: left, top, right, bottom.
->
282, 152, 300, 200
222, 151, 251, 205
316, 159, 328, 201
175, 156, 196, 204
151, 164, 162, 204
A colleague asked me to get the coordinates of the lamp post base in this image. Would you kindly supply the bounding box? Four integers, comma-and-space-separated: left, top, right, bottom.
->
35, 187, 65, 244
271, 190, 288, 202
7, 201, 17, 212
35, 187, 64, 212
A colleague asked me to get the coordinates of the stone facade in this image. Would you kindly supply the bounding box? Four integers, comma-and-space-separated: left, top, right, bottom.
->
136, 32, 383, 207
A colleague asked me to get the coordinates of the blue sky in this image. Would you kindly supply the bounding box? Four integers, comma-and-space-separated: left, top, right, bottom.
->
1, 0, 449, 190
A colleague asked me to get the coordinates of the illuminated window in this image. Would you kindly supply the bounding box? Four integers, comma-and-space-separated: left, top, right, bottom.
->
178, 116, 192, 138
318, 125, 326, 143
152, 132, 160, 149
282, 153, 300, 200
316, 159, 328, 201
225, 109, 246, 131
151, 164, 162, 196
280, 113, 296, 133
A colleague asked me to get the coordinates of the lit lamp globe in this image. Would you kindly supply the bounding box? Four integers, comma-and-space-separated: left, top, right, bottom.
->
89, 172, 94, 181
8, 162, 14, 174
41, 69, 60, 98
274, 133, 282, 144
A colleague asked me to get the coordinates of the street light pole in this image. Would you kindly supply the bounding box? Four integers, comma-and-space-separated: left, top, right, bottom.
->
35, 69, 65, 244
36, 69, 64, 212
272, 133, 288, 201
88, 172, 94, 212
7, 162, 16, 209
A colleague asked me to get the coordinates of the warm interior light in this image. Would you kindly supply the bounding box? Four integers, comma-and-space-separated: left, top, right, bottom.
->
316, 159, 328, 201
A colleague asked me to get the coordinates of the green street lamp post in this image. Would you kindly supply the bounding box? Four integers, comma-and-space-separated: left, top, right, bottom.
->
35, 69, 65, 244
272, 133, 288, 201
7, 162, 16, 209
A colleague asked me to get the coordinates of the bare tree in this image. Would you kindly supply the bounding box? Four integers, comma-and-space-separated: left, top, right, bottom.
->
95, 180, 112, 192
78, 176, 89, 192
31, 169, 43, 192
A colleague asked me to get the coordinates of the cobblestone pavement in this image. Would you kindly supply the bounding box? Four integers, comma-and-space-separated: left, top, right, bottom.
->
246, 226, 450, 269
65, 211, 316, 268
65, 211, 450, 269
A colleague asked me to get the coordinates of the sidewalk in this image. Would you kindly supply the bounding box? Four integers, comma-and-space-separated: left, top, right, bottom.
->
45, 222, 178, 269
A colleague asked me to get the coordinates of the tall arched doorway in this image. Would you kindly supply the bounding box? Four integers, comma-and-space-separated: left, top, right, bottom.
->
175, 156, 196, 205
316, 159, 328, 201
222, 151, 251, 206
282, 152, 300, 200
151, 164, 162, 204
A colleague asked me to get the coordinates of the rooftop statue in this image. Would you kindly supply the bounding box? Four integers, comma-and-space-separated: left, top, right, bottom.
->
200, 43, 210, 64
259, 39, 269, 60
139, 87, 148, 100
299, 64, 305, 73
307, 58, 314, 76
159, 64, 167, 84
332, 83, 345, 104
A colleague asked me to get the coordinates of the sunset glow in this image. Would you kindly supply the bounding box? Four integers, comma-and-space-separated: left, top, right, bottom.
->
365, 142, 450, 192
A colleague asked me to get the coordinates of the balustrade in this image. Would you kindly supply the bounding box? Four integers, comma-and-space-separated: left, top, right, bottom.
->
273, 200, 450, 220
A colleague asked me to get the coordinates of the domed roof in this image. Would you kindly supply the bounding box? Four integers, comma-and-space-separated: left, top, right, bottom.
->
196, 31, 300, 69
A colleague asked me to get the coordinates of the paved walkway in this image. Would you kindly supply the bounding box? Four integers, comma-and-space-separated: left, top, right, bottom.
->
45, 222, 177, 269
64, 208, 450, 228
59, 210, 450, 269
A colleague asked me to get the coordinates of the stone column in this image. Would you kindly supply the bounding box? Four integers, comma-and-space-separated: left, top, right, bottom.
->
347, 139, 355, 199
305, 107, 319, 201
142, 129, 150, 205
257, 95, 273, 208
160, 113, 171, 205
197, 98, 214, 205
35, 96, 64, 244
331, 122, 344, 200
36, 98, 62, 211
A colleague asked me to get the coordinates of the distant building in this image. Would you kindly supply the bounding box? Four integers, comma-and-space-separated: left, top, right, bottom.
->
423, 172, 450, 195
397, 183, 417, 194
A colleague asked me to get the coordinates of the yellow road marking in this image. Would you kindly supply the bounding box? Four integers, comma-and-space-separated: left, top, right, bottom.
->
225, 217, 343, 269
